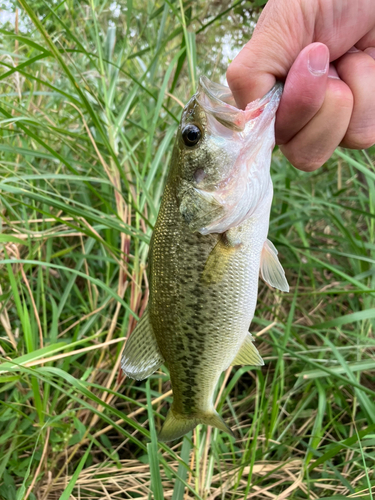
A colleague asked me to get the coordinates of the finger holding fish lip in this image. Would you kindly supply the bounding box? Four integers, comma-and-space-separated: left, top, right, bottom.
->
279, 74, 353, 171
229, 42, 372, 171
275, 46, 375, 169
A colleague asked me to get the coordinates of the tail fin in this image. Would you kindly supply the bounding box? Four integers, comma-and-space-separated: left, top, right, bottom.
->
158, 407, 234, 442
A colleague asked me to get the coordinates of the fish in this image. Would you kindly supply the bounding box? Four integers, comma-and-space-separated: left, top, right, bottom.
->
121, 76, 289, 442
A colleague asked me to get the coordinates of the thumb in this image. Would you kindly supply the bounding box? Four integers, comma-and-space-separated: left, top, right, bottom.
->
226, 1, 317, 108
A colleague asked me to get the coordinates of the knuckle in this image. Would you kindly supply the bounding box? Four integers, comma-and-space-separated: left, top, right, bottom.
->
326, 82, 354, 110
342, 130, 375, 150
360, 136, 375, 149
296, 92, 322, 113
283, 80, 323, 114
339, 53, 375, 76
293, 159, 324, 172
225, 63, 240, 88
226, 60, 250, 89
280, 146, 326, 172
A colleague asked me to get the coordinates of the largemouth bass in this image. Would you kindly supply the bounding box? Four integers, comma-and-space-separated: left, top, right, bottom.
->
122, 77, 289, 442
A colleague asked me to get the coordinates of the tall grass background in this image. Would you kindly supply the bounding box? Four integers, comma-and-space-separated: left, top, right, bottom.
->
0, 1, 374, 499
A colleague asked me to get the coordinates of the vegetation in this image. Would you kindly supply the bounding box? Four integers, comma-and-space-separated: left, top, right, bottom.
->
0, 1, 374, 498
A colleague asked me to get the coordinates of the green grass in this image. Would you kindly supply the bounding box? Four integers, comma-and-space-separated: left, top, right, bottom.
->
0, 1, 374, 499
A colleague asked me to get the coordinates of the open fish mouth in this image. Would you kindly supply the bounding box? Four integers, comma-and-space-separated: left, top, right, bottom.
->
197, 76, 283, 133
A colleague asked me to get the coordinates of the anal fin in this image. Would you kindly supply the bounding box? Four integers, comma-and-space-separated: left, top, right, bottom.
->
231, 334, 264, 366
121, 308, 164, 381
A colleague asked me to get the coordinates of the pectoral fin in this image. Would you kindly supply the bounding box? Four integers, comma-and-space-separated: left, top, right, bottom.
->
260, 239, 289, 292
231, 333, 264, 366
202, 240, 232, 284
121, 309, 164, 381
202, 232, 239, 285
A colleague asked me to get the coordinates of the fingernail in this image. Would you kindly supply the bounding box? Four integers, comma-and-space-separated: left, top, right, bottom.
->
308, 44, 329, 76
364, 47, 375, 60
328, 65, 340, 79
347, 46, 360, 53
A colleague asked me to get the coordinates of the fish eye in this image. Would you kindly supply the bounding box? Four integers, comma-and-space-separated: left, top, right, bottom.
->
182, 124, 202, 147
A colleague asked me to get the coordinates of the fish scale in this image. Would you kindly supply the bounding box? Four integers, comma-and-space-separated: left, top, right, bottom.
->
121, 77, 289, 441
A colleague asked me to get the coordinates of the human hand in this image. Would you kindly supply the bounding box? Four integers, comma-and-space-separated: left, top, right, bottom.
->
226, 0, 375, 171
